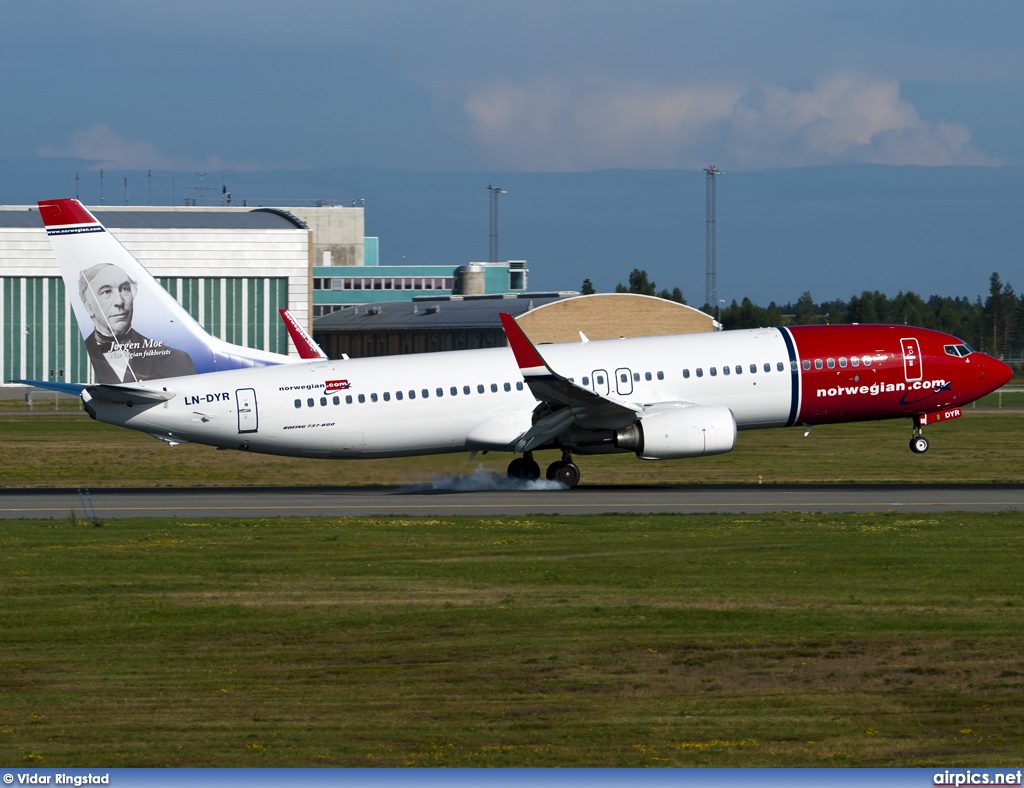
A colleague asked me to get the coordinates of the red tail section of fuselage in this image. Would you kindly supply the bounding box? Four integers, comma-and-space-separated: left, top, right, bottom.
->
787, 324, 1012, 426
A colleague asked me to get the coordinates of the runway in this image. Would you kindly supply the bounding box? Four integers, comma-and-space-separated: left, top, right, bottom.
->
2, 482, 1022, 519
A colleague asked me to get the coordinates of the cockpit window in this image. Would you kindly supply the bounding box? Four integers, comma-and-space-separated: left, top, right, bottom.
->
944, 343, 974, 358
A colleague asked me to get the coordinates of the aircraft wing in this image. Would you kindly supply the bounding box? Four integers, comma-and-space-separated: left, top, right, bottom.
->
498, 313, 641, 451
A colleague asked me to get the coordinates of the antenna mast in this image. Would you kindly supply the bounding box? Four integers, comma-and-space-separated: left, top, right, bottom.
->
703, 165, 722, 311
488, 185, 506, 263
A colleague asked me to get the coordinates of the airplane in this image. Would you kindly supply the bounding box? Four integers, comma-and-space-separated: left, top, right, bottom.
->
14, 198, 1014, 489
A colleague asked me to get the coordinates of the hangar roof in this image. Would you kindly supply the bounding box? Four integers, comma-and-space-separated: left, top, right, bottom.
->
314, 293, 576, 332
0, 207, 306, 230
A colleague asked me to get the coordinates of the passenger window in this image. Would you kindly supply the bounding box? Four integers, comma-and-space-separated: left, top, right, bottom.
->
516, 382, 523, 390
851, 357, 860, 367
332, 395, 340, 405
436, 388, 443, 397
582, 376, 590, 386
814, 360, 823, 370
657, 371, 664, 380
360, 394, 368, 403
408, 390, 415, 399
827, 358, 835, 369
477, 384, 485, 394
839, 358, 847, 368
803, 360, 811, 370
596, 374, 605, 385
423, 389, 429, 398
307, 398, 314, 408
345, 395, 353, 404
735, 365, 742, 375
620, 372, 628, 383
320, 397, 327, 406
463, 385, 470, 395
683, 369, 690, 379
710, 367, 717, 376
450, 387, 458, 396
490, 383, 498, 393
750, 364, 757, 374
633, 373, 640, 382
863, 356, 872, 367
645, 372, 652, 381
764, 362, 771, 373
723, 365, 731, 376
396, 391, 404, 400
294, 399, 301, 409
383, 392, 391, 402
696, 368, 704, 378
503, 382, 511, 391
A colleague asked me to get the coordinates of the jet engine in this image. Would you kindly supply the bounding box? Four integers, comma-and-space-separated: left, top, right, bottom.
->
614, 405, 737, 460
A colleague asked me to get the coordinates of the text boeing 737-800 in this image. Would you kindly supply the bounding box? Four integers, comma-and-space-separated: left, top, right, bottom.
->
14, 199, 1013, 488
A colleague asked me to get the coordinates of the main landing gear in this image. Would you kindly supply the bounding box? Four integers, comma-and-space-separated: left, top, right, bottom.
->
910, 418, 929, 454
546, 451, 581, 489
506, 450, 581, 488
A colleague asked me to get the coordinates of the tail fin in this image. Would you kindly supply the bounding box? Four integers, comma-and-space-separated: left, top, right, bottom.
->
38, 199, 293, 384
279, 308, 327, 360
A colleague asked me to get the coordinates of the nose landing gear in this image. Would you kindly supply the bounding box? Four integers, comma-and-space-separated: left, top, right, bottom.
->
910, 417, 929, 453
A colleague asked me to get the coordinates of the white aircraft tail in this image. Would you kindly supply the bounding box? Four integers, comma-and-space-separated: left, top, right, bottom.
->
38, 199, 293, 384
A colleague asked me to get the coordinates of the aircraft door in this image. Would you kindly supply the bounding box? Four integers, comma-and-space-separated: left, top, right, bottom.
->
591, 370, 610, 396
236, 388, 258, 433
615, 368, 633, 395
900, 338, 923, 382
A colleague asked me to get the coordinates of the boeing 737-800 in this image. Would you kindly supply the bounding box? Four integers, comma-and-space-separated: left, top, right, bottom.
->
15, 199, 1013, 488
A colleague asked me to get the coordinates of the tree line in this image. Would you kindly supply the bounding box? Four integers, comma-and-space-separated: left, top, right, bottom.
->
589, 270, 1024, 361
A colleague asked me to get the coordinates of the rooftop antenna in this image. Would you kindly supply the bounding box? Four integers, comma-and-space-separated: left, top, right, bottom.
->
488, 185, 506, 263
703, 165, 723, 311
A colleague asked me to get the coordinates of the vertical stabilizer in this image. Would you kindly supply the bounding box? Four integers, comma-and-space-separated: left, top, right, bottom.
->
38, 199, 292, 384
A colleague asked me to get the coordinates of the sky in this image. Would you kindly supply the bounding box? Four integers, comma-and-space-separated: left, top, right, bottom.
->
3, 1, 1023, 303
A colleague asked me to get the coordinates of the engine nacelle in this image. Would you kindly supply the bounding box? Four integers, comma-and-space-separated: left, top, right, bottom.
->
614, 405, 737, 460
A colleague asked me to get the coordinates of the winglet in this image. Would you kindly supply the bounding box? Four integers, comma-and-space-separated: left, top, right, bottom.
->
498, 313, 548, 375
279, 309, 327, 359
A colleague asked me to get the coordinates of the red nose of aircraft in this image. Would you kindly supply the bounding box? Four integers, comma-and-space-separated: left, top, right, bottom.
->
980, 354, 1014, 395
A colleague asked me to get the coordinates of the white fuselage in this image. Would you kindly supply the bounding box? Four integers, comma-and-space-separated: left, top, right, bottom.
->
84, 328, 797, 458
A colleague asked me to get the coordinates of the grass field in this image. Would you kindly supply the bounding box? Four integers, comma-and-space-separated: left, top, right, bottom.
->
1, 410, 1022, 488
2, 512, 1023, 767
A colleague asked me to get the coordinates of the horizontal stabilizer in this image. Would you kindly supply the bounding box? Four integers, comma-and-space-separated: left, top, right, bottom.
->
11, 379, 86, 396
85, 384, 176, 405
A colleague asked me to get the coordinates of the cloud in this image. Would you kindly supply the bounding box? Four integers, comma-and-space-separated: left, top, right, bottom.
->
464, 74, 1000, 171
37, 123, 260, 172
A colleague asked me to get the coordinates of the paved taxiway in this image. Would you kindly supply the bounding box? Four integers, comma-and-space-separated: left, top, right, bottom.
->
2, 484, 1022, 519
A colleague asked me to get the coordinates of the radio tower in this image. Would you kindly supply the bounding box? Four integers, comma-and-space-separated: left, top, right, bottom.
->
704, 165, 722, 312
488, 185, 506, 263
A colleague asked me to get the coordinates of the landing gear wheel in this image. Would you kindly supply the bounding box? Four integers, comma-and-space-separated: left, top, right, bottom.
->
554, 462, 581, 489
910, 436, 929, 454
507, 453, 540, 481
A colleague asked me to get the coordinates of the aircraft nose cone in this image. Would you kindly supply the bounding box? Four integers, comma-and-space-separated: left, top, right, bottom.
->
991, 357, 1014, 389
